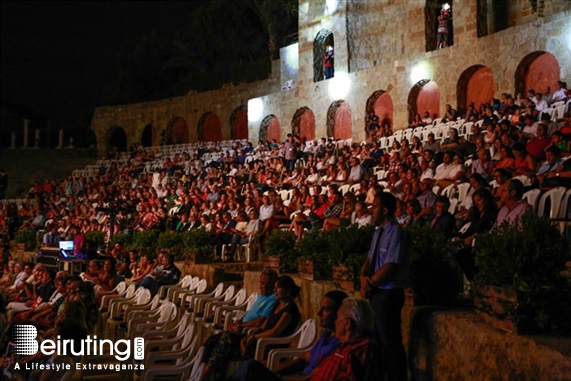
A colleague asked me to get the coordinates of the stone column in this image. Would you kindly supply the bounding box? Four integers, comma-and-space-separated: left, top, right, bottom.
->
67, 136, 75, 149
57, 129, 64, 149
33, 128, 40, 149
9, 131, 17, 149
23, 119, 29, 149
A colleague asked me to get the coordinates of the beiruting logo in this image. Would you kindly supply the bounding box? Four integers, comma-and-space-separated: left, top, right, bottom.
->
11, 325, 144, 371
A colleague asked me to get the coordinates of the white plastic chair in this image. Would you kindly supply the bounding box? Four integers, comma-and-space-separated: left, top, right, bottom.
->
458, 222, 472, 235
349, 183, 361, 194
142, 311, 192, 358
104, 287, 151, 340
537, 187, 567, 219
449, 198, 459, 214
162, 275, 197, 301
180, 282, 225, 313
338, 184, 350, 196
512, 175, 532, 187
172, 278, 208, 306
457, 182, 472, 203
255, 319, 317, 364
126, 301, 178, 339
241, 233, 262, 262
522, 188, 542, 213
441, 183, 457, 199
559, 189, 571, 219
143, 346, 204, 381
142, 327, 198, 379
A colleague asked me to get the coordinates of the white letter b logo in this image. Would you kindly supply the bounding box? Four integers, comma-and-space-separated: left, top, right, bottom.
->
13, 325, 38, 355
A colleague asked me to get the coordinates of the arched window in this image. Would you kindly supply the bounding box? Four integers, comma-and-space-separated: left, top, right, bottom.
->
314, 29, 334, 82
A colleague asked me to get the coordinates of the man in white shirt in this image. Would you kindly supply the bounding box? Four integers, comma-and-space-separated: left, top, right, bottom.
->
352, 201, 372, 227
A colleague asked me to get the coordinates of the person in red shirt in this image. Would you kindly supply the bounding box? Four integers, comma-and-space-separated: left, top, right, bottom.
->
526, 123, 551, 161
310, 297, 381, 381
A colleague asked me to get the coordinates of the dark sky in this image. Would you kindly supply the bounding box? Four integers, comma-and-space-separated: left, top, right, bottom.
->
1, 1, 205, 129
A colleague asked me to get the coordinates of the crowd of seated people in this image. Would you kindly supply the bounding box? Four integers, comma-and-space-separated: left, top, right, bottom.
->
0, 81, 568, 295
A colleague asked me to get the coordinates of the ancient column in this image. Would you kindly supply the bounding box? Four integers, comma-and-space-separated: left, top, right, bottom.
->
23, 119, 29, 149
9, 131, 17, 149
33, 128, 40, 149
57, 129, 64, 149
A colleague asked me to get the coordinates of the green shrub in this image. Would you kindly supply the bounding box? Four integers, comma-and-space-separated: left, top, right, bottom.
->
474, 213, 571, 335
157, 231, 186, 261
15, 229, 37, 251
407, 224, 460, 305
108, 233, 132, 249
263, 230, 298, 273
129, 230, 159, 255
182, 229, 214, 262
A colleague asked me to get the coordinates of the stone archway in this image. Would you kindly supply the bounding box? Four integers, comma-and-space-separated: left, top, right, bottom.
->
515, 51, 560, 98
198, 112, 223, 142
408, 80, 441, 123
314, 29, 334, 82
457, 65, 495, 113
259, 115, 281, 143
230, 106, 248, 140
141, 123, 153, 147
327, 101, 352, 140
291, 107, 315, 142
166, 117, 189, 144
105, 126, 127, 154
365, 90, 394, 134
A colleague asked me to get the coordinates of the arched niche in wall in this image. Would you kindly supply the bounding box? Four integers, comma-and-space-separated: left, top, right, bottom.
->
166, 117, 189, 144
259, 115, 281, 143
291, 107, 316, 142
141, 123, 153, 147
197, 112, 223, 142
515, 51, 560, 99
326, 100, 352, 140
408, 80, 441, 123
365, 90, 394, 135
314, 29, 334, 82
457, 65, 495, 114
230, 106, 248, 140
106, 126, 127, 154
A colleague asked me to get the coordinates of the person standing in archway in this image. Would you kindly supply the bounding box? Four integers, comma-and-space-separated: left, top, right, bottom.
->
436, 8, 451, 49
324, 45, 334, 79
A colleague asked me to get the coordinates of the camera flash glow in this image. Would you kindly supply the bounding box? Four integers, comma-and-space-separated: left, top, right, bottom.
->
442, 3, 450, 11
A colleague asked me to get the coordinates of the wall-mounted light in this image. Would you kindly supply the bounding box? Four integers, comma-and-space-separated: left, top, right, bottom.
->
328, 71, 351, 99
410, 61, 432, 86
326, 0, 338, 15
248, 98, 264, 122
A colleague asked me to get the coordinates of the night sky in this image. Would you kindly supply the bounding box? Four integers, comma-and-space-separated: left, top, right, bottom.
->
1, 1, 205, 130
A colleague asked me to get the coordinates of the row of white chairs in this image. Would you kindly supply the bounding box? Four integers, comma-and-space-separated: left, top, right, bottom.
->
96, 276, 318, 380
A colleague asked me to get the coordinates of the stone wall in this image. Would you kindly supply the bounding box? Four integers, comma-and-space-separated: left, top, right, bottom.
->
91, 63, 280, 157
90, 1, 571, 155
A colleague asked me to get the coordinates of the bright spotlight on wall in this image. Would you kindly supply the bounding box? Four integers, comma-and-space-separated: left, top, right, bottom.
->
328, 71, 351, 100
410, 62, 432, 86
326, 0, 338, 15
248, 98, 264, 122
284, 43, 299, 71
